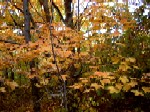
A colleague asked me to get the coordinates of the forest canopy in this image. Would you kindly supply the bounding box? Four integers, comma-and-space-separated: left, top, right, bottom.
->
0, 0, 150, 111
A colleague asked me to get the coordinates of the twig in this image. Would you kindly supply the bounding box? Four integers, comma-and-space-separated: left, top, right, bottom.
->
49, 0, 67, 110
0, 39, 21, 45
74, 0, 91, 29
11, 3, 36, 28
29, 1, 46, 24
52, 1, 65, 23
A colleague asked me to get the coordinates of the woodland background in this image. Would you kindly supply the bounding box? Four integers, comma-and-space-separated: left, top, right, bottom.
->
0, 0, 150, 112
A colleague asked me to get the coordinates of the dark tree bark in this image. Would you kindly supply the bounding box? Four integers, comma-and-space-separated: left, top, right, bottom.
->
23, 0, 31, 43
64, 0, 73, 28
4, 68, 8, 79
10, 71, 14, 81
39, 0, 52, 23
23, 1, 41, 112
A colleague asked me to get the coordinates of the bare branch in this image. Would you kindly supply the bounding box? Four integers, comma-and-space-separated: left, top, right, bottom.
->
12, 3, 36, 28
0, 39, 21, 45
52, 1, 65, 23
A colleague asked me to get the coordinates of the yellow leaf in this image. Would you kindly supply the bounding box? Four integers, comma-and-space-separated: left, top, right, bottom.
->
128, 57, 136, 63
133, 66, 139, 69
123, 84, 131, 92
115, 83, 123, 90
131, 90, 144, 96
80, 52, 88, 56
142, 87, 150, 93
111, 57, 120, 64
128, 81, 138, 87
100, 79, 110, 85
61, 75, 68, 81
0, 87, 6, 92
94, 71, 108, 77
107, 86, 120, 94
74, 84, 82, 90
119, 64, 130, 71
84, 89, 90, 93
116, 43, 126, 47
35, 83, 41, 87
119, 76, 129, 84
81, 79, 89, 83
9, 81, 19, 90
91, 83, 102, 90
40, 79, 49, 85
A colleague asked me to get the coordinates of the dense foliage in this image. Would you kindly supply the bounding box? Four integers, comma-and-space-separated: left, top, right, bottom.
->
0, 0, 149, 111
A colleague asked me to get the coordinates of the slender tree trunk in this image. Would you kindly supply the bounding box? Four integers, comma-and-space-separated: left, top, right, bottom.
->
30, 60, 41, 112
4, 68, 9, 79
64, 0, 73, 28
23, 0, 41, 112
10, 70, 14, 81
23, 0, 31, 43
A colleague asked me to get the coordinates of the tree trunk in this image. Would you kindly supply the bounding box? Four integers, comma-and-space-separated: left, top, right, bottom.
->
64, 0, 73, 28
23, 0, 31, 43
23, 0, 41, 112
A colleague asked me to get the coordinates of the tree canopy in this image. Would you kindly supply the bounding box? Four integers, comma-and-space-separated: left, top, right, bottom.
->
0, 0, 150, 111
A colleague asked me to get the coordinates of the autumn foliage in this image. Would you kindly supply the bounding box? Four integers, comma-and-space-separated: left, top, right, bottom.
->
0, 0, 150, 111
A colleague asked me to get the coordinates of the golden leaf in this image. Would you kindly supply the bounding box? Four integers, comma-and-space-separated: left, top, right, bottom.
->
128, 81, 138, 87
84, 89, 90, 93
131, 90, 144, 96
94, 71, 108, 77
0, 87, 6, 92
40, 79, 49, 85
91, 83, 102, 90
128, 57, 136, 63
74, 84, 82, 90
133, 66, 139, 69
107, 86, 120, 94
119, 76, 129, 84
61, 75, 68, 81
119, 64, 130, 71
115, 83, 123, 90
142, 87, 150, 93
100, 79, 110, 85
35, 83, 41, 87
9, 81, 19, 90
123, 84, 131, 92
111, 57, 120, 64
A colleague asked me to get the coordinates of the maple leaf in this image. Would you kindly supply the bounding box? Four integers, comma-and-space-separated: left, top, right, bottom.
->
115, 83, 123, 91
100, 79, 111, 85
8, 81, 19, 90
128, 57, 136, 63
0, 87, 6, 92
61, 75, 69, 81
131, 90, 144, 96
123, 84, 131, 92
119, 64, 130, 71
91, 83, 102, 90
119, 75, 129, 84
107, 86, 120, 94
142, 87, 150, 93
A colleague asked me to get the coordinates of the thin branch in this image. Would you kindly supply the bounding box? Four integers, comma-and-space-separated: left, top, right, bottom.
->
8, 10, 19, 26
29, 2, 46, 24
74, 0, 91, 29
52, 1, 65, 23
0, 39, 21, 45
38, 0, 51, 23
12, 3, 36, 28
0, 1, 8, 16
49, 0, 67, 110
